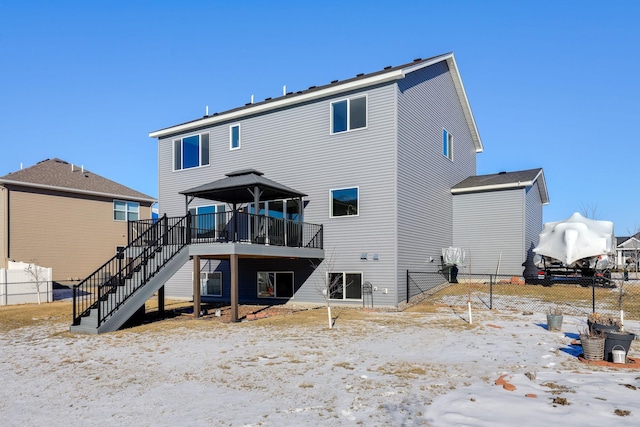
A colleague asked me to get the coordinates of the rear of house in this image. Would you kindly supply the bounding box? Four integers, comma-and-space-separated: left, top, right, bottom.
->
151, 53, 483, 307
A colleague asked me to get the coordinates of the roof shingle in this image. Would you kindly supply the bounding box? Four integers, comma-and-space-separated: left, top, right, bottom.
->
0, 158, 155, 202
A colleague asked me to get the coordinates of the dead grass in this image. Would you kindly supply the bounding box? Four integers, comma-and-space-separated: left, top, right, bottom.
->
0, 301, 72, 333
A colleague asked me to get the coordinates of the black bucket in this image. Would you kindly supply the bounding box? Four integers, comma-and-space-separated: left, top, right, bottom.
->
604, 331, 635, 363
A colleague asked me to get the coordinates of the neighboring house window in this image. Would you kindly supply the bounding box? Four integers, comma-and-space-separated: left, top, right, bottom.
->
173, 133, 210, 170
201, 271, 222, 296
257, 271, 294, 298
114, 201, 139, 221
331, 96, 367, 133
328, 272, 362, 300
230, 124, 241, 150
443, 128, 453, 160
330, 187, 359, 217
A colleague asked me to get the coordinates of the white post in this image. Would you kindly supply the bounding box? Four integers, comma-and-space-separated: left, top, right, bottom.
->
327, 306, 333, 329
468, 301, 473, 325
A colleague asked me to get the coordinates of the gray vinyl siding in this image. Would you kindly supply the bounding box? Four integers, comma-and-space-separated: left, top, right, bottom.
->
396, 61, 477, 302
523, 183, 543, 277
158, 83, 400, 306
453, 189, 525, 276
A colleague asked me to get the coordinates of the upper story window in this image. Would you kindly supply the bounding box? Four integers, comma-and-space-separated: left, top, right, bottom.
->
331, 96, 367, 134
114, 201, 139, 221
230, 124, 241, 150
330, 187, 359, 217
173, 133, 210, 170
443, 128, 453, 161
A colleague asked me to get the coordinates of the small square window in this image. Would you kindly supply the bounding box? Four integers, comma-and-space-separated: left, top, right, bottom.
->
330, 187, 359, 217
201, 271, 222, 296
331, 96, 367, 134
443, 128, 453, 160
230, 124, 241, 150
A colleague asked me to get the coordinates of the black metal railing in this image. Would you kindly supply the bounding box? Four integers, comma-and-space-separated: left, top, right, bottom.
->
184, 211, 323, 249
72, 214, 189, 328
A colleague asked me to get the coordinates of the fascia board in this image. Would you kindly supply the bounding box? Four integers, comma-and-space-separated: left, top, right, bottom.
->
0, 179, 156, 204
149, 70, 405, 139
451, 181, 534, 194
444, 55, 483, 153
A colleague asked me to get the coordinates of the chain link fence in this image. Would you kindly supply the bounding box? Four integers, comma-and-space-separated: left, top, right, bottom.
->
407, 271, 640, 321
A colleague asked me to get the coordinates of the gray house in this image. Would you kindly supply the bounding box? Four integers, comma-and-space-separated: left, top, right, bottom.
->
452, 168, 549, 278
150, 52, 483, 307
71, 52, 546, 333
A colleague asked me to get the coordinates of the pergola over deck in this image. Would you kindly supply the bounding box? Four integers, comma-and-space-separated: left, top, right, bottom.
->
179, 169, 324, 322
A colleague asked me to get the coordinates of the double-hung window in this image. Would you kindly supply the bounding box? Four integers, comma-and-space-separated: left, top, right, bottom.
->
443, 128, 453, 160
230, 124, 241, 150
114, 201, 139, 221
327, 272, 362, 300
331, 96, 367, 133
330, 187, 359, 217
257, 271, 294, 298
174, 133, 210, 170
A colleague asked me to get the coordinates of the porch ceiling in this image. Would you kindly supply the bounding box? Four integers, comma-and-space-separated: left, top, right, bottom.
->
180, 169, 306, 204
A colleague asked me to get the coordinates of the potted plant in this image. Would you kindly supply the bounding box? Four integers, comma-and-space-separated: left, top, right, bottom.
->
587, 313, 621, 334
579, 327, 606, 361
546, 306, 563, 331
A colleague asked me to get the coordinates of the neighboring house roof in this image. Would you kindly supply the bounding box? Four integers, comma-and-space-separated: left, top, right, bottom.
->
149, 52, 483, 153
0, 158, 156, 203
451, 168, 549, 204
617, 234, 640, 249
181, 169, 306, 204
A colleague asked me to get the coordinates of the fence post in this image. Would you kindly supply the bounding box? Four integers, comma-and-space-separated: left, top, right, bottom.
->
406, 270, 409, 302
489, 274, 493, 310
592, 279, 596, 313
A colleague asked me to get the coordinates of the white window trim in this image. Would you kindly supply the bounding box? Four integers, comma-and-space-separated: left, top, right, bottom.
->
443, 128, 453, 161
113, 200, 139, 222
229, 124, 241, 150
201, 271, 223, 297
327, 271, 364, 301
257, 271, 295, 299
329, 186, 360, 218
329, 94, 368, 135
172, 133, 210, 172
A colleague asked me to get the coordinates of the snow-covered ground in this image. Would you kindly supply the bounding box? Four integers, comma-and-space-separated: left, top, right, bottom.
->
1, 305, 639, 426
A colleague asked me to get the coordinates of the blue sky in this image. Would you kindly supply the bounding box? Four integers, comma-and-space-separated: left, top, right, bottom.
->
1, 1, 638, 233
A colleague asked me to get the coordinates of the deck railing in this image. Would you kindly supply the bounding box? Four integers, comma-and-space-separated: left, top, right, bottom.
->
129, 211, 323, 249
72, 215, 189, 327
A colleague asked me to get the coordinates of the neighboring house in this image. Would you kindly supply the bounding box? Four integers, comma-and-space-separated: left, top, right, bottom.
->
451, 169, 549, 278
616, 234, 640, 269
0, 158, 155, 283
71, 52, 547, 333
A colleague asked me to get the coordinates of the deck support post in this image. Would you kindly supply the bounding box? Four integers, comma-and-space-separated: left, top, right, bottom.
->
231, 253, 239, 322
193, 255, 201, 319
158, 285, 165, 318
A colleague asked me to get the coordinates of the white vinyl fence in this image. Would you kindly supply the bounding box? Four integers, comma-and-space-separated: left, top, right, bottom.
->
0, 261, 53, 305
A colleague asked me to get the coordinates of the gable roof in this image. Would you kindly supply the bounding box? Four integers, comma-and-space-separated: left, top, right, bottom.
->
180, 169, 306, 204
149, 52, 483, 152
451, 168, 549, 204
0, 158, 156, 203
